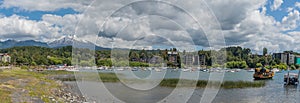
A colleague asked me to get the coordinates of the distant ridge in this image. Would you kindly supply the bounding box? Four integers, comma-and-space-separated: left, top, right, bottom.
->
0, 36, 111, 50
0, 40, 49, 49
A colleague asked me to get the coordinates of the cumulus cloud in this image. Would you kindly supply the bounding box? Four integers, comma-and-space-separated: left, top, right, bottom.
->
0, 0, 300, 53
271, 0, 283, 11
0, 0, 92, 12
0, 15, 60, 41
296, 2, 300, 9
281, 10, 300, 31
42, 14, 83, 37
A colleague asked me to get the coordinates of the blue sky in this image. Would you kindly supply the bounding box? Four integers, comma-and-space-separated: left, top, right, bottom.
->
0, 7, 78, 21
0, 0, 299, 52
264, 0, 300, 31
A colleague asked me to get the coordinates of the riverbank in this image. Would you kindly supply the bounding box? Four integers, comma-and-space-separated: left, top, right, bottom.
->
0, 68, 86, 102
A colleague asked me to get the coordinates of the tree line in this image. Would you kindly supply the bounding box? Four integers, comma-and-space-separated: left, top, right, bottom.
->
0, 46, 298, 70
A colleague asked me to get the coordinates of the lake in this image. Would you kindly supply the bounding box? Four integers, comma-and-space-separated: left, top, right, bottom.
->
65, 69, 300, 103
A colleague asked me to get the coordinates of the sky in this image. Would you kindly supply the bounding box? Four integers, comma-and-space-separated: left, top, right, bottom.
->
0, 0, 299, 53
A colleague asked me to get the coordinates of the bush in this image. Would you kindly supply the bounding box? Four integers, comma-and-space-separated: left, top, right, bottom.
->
20, 65, 29, 70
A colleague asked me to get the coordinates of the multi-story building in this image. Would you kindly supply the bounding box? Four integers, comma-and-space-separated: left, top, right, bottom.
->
183, 54, 193, 66
287, 53, 295, 65
199, 54, 206, 66
272, 53, 287, 64
183, 54, 198, 66
0, 53, 11, 63
167, 51, 178, 66
272, 51, 295, 65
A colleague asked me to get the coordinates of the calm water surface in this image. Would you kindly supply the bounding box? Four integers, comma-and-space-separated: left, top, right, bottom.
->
66, 69, 300, 103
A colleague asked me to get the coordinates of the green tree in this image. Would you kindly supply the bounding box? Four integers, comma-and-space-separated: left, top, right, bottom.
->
263, 47, 267, 56
256, 63, 262, 68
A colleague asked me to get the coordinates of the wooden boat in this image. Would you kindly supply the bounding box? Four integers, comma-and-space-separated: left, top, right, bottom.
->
253, 67, 274, 80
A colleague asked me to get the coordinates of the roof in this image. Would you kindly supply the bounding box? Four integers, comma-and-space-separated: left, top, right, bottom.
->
284, 73, 299, 76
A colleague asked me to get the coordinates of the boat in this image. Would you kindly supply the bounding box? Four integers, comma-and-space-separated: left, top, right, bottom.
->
154, 68, 161, 72
284, 73, 299, 86
272, 68, 281, 73
131, 67, 138, 71
115, 68, 124, 71
253, 67, 274, 80
97, 66, 105, 70
181, 68, 190, 72
66, 69, 79, 72
247, 68, 255, 72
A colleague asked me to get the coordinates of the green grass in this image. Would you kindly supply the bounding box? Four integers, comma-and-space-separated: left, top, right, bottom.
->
221, 81, 265, 89
0, 69, 64, 102
0, 89, 12, 103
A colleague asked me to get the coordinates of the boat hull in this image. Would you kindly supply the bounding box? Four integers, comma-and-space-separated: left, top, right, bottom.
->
254, 77, 273, 80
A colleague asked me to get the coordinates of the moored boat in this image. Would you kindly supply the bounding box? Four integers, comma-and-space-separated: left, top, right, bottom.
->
284, 73, 299, 86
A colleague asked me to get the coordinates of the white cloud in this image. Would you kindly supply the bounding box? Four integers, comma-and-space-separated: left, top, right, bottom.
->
1, 0, 300, 53
281, 10, 300, 31
286, 7, 294, 12
42, 14, 83, 37
0, 15, 60, 42
271, 0, 284, 11
296, 2, 300, 9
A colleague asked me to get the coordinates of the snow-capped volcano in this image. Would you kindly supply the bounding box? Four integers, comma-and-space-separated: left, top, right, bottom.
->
48, 35, 75, 48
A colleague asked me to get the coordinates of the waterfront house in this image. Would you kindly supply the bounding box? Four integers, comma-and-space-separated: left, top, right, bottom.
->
0, 53, 11, 63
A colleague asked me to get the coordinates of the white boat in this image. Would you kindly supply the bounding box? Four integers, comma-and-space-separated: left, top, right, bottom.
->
181, 68, 190, 72
116, 68, 124, 71
66, 69, 79, 72
272, 68, 281, 73
154, 68, 161, 72
247, 69, 255, 72
97, 66, 105, 70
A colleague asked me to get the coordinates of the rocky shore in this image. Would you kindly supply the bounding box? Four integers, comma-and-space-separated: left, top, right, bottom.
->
51, 80, 87, 103
0, 69, 89, 102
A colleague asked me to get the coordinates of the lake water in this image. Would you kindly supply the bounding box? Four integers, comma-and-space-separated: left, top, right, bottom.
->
65, 69, 300, 103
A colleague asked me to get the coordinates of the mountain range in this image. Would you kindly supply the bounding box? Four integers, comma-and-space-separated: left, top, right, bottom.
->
0, 36, 110, 50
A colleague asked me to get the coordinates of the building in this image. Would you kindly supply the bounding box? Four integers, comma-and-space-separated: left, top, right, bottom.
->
199, 54, 206, 66
149, 56, 162, 64
272, 51, 295, 65
287, 53, 295, 65
183, 53, 200, 66
167, 51, 178, 66
272, 53, 287, 64
0, 53, 11, 63
183, 54, 193, 66
295, 56, 300, 65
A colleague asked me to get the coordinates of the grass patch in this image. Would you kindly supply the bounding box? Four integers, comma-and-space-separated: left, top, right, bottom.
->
0, 89, 12, 103
46, 71, 266, 89
52, 72, 120, 82
0, 69, 64, 102
159, 79, 265, 88
221, 81, 265, 89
